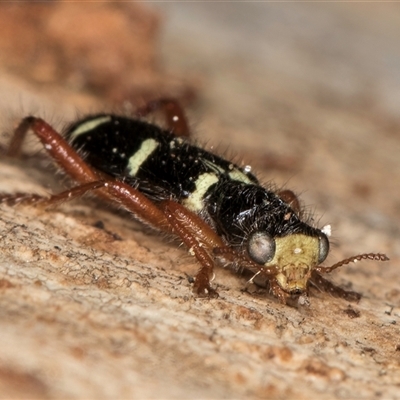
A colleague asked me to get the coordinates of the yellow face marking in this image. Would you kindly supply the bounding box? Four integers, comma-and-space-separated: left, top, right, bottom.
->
264, 234, 320, 293
69, 116, 112, 139
183, 172, 219, 212
127, 138, 159, 176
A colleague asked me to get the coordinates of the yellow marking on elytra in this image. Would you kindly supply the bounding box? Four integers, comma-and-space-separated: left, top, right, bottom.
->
203, 159, 252, 184
127, 138, 159, 176
228, 169, 253, 184
202, 159, 225, 174
69, 116, 112, 139
183, 172, 219, 212
265, 234, 320, 293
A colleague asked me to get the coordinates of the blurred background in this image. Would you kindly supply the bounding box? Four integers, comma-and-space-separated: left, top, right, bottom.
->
1, 2, 399, 233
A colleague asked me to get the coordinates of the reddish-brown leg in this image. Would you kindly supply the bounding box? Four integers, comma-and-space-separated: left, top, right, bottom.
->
135, 98, 191, 137
159, 200, 225, 249
0, 179, 171, 233
159, 200, 281, 297
160, 200, 224, 297
310, 271, 361, 302
0, 181, 107, 207
6, 117, 32, 157
277, 189, 301, 215
269, 279, 290, 304
213, 246, 278, 276
8, 117, 100, 183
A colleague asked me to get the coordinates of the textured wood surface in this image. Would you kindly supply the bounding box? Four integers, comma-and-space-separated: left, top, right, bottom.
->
0, 3, 399, 399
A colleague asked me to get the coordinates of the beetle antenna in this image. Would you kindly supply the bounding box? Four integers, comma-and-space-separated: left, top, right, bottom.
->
315, 253, 389, 274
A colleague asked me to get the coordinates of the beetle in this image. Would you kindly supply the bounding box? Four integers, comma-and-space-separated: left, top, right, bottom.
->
1, 98, 388, 305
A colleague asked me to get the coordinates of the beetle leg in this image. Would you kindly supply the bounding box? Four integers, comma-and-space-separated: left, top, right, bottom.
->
159, 200, 225, 297
7, 117, 101, 182
277, 189, 301, 215
213, 246, 278, 276
135, 98, 190, 137
0, 181, 106, 207
269, 279, 290, 304
310, 270, 361, 302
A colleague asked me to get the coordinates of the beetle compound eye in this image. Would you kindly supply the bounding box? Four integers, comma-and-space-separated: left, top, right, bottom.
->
318, 233, 330, 264
248, 232, 276, 264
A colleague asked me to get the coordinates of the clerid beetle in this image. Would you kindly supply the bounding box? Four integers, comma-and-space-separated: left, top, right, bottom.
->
1, 98, 388, 305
